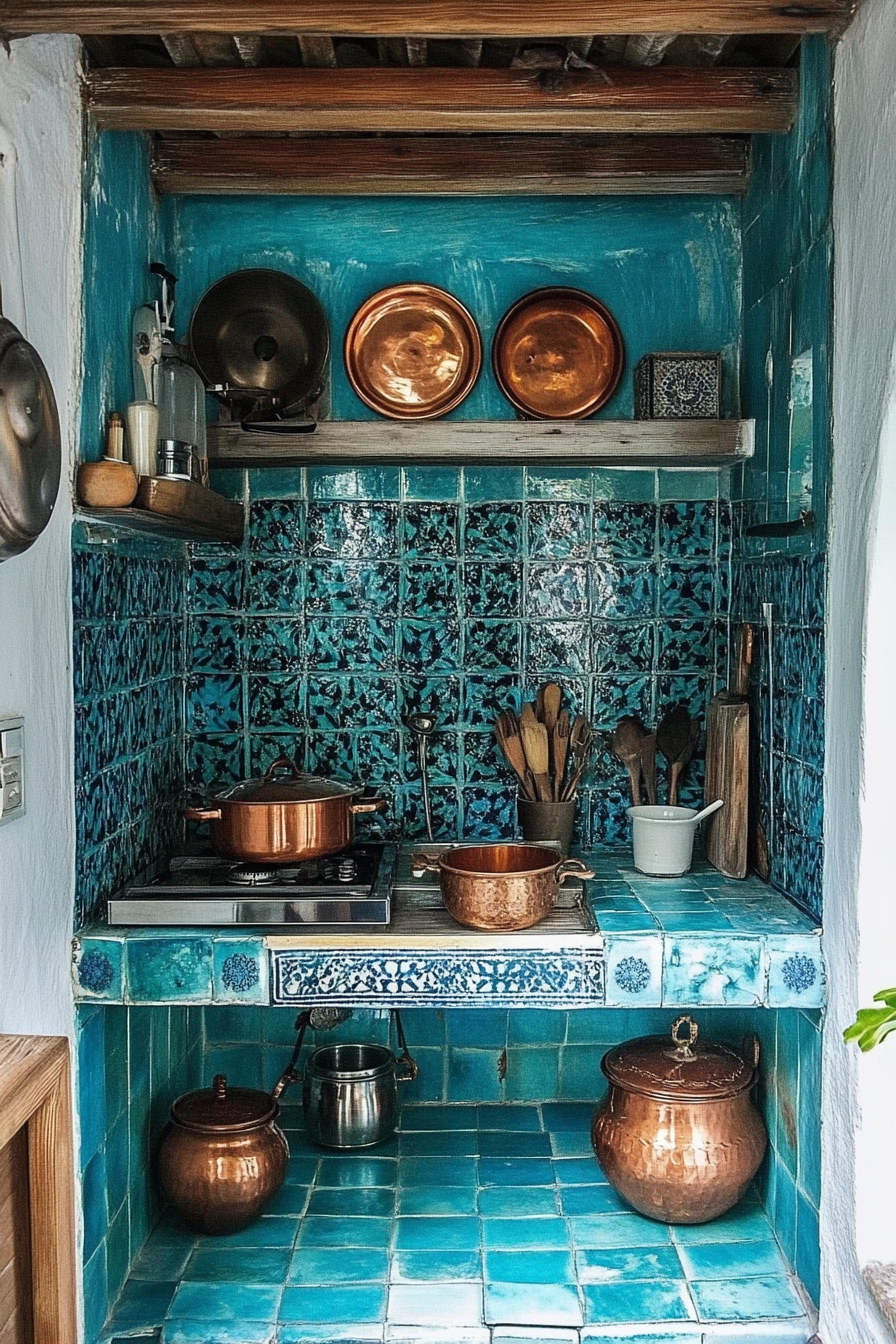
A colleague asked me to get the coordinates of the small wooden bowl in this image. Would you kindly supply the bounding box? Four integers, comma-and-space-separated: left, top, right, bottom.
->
77, 459, 138, 508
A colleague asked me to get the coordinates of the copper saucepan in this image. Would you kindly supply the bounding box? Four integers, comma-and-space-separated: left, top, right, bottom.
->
412, 843, 594, 931
184, 757, 387, 863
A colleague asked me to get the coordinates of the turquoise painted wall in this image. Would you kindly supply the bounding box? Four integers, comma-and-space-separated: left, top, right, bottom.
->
171, 194, 742, 420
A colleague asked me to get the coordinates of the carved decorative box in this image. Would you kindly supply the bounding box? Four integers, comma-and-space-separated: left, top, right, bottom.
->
634, 352, 721, 419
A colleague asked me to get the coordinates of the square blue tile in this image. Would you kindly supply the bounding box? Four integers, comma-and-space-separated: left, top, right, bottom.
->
127, 939, 213, 1004
284, 1157, 320, 1186
583, 1279, 695, 1325
478, 1186, 558, 1218
689, 1275, 805, 1322
391, 1250, 482, 1282
74, 938, 123, 1001
394, 1216, 480, 1251
485, 1282, 583, 1327
306, 1188, 395, 1218
398, 1185, 478, 1216
504, 1050, 560, 1103
553, 1158, 606, 1185
505, 1010, 567, 1046
400, 1105, 477, 1131
400, 1156, 478, 1186
448, 1048, 504, 1103
387, 1280, 483, 1325
477, 1105, 542, 1131
482, 1218, 569, 1251
287, 1247, 389, 1285
479, 1132, 552, 1159
297, 1218, 392, 1249
569, 1213, 672, 1249
671, 1203, 774, 1244
213, 1217, 298, 1248
129, 1240, 195, 1283
676, 1239, 789, 1281
561, 1184, 629, 1216
315, 1156, 396, 1188
108, 1280, 178, 1330
478, 1158, 555, 1187
183, 1248, 291, 1284
167, 1282, 281, 1321
264, 1185, 311, 1217
541, 1103, 595, 1133
400, 1129, 477, 1157
766, 937, 825, 1008
277, 1329, 381, 1343
484, 1250, 575, 1284
662, 937, 763, 1007
575, 1246, 685, 1283
279, 1284, 388, 1323
162, 1324, 275, 1344
551, 1132, 596, 1158
213, 941, 268, 1004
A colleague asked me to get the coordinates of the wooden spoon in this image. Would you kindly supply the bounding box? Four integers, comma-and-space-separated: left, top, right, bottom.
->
611, 715, 646, 807
520, 716, 552, 802
495, 711, 535, 800
640, 731, 658, 806
552, 709, 571, 801
541, 682, 562, 737
657, 703, 694, 805
669, 717, 700, 806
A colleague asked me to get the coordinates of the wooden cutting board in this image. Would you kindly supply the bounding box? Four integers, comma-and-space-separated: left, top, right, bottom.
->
704, 624, 752, 879
135, 476, 244, 544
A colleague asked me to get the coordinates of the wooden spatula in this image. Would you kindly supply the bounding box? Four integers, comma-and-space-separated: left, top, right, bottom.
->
495, 711, 535, 799
611, 715, 646, 807
657, 703, 693, 805
520, 716, 552, 802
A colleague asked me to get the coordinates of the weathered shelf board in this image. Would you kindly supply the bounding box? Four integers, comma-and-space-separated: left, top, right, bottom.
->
4, 0, 857, 38
76, 503, 243, 545
87, 66, 798, 135
207, 419, 755, 468
152, 133, 750, 196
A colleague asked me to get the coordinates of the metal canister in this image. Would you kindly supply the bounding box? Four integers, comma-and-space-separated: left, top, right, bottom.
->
591, 1016, 767, 1224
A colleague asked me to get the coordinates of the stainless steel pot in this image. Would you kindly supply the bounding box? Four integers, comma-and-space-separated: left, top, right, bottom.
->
273, 1010, 417, 1149
183, 756, 386, 863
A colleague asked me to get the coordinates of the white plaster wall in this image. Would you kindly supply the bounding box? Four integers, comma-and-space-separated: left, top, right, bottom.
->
0, 36, 82, 1036
825, 0, 896, 1337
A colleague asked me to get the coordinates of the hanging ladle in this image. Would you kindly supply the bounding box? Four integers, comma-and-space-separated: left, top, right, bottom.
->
405, 712, 438, 842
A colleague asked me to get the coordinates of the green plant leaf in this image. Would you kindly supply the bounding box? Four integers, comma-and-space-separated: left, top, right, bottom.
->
844, 1004, 896, 1052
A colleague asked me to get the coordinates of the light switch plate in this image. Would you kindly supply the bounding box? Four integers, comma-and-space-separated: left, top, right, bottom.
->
0, 715, 24, 826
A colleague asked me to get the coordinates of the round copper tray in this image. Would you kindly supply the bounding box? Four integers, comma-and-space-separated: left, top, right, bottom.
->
492, 286, 624, 419
344, 284, 482, 420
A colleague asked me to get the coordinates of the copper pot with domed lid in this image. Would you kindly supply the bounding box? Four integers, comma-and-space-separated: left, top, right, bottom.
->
591, 1015, 767, 1224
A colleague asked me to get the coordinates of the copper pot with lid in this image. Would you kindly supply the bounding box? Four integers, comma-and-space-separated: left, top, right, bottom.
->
591, 1016, 767, 1224
158, 1074, 289, 1234
184, 756, 387, 863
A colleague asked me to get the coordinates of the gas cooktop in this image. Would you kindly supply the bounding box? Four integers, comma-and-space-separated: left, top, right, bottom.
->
107, 843, 395, 926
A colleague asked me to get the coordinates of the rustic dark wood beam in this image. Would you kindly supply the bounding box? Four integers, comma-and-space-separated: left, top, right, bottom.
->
150, 132, 751, 195
87, 66, 798, 134
2, 1, 856, 38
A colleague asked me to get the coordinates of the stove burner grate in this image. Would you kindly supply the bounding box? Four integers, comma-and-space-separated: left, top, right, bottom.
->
226, 865, 280, 887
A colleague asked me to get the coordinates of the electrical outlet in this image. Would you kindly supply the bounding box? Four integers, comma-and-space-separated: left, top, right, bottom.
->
0, 716, 25, 826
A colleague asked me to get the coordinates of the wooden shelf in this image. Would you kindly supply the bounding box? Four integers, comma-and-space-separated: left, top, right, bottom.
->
75, 504, 243, 546
207, 418, 754, 469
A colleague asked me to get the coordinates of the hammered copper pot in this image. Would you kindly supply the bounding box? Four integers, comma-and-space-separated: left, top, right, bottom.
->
412, 843, 594, 931
591, 1016, 767, 1225
158, 1074, 289, 1234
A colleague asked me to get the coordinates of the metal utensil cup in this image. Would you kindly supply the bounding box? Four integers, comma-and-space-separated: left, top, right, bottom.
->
517, 796, 576, 857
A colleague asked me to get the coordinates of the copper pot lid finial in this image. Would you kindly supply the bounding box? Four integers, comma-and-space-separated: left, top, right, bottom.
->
171, 1074, 278, 1132
601, 1016, 758, 1102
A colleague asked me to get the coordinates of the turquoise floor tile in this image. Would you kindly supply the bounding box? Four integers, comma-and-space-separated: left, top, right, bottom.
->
575, 1246, 684, 1283
477, 1105, 542, 1131
162, 1324, 275, 1344
183, 1248, 291, 1285
391, 1250, 482, 1282
297, 1217, 392, 1249
400, 1130, 478, 1157
676, 1239, 790, 1281
395, 1215, 480, 1251
541, 1103, 596, 1132
553, 1157, 606, 1185
307, 1187, 395, 1218
167, 1282, 281, 1321
484, 1250, 576, 1284
263, 1184, 311, 1216
583, 1279, 695, 1325
551, 1132, 596, 1157
398, 1184, 478, 1216
482, 1217, 570, 1251
400, 1156, 478, 1186
279, 1284, 388, 1323
108, 1281, 178, 1331
129, 1241, 194, 1282
400, 1105, 478, 1131
478, 1158, 554, 1186
287, 1247, 389, 1285
560, 1184, 629, 1216
690, 1275, 805, 1322
387, 1281, 483, 1326
277, 1328, 381, 1343
671, 1204, 774, 1244
212, 1216, 298, 1248
316, 1156, 397, 1187
283, 1158, 320, 1185
569, 1213, 672, 1249
479, 1132, 553, 1158
485, 1282, 583, 1328
478, 1186, 558, 1217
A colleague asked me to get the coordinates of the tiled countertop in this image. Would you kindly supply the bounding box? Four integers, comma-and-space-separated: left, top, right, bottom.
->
73, 848, 823, 1011
98, 1102, 813, 1344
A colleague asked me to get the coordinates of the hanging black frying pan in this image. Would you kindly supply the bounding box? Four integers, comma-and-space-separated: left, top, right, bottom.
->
189, 268, 330, 434
0, 310, 61, 562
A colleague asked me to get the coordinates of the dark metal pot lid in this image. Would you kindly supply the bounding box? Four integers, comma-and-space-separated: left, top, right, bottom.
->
0, 317, 61, 562
189, 268, 330, 413
601, 1016, 758, 1102
172, 1074, 278, 1132
214, 756, 363, 806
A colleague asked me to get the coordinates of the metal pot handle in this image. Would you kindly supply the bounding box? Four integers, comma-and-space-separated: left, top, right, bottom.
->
271, 1010, 312, 1100
264, 756, 303, 781
410, 852, 440, 874
184, 805, 222, 823
350, 797, 388, 815
555, 858, 595, 886
393, 1009, 418, 1083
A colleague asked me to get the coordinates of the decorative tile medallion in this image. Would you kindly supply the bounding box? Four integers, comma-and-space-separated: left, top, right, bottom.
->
73, 937, 123, 1000
214, 941, 269, 1004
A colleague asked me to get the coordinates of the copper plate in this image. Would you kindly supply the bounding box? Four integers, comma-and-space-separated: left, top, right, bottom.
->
345, 284, 482, 420
492, 286, 624, 420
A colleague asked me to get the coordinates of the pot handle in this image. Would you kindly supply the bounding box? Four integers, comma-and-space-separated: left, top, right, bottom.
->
393, 1009, 418, 1083
410, 852, 440, 875
271, 1009, 312, 1100
555, 857, 595, 886
350, 797, 388, 815
183, 806, 222, 823
265, 756, 303, 781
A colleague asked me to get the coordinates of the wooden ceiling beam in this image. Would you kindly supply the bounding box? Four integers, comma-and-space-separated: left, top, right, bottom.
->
2, 0, 856, 39
86, 66, 798, 134
150, 132, 751, 195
